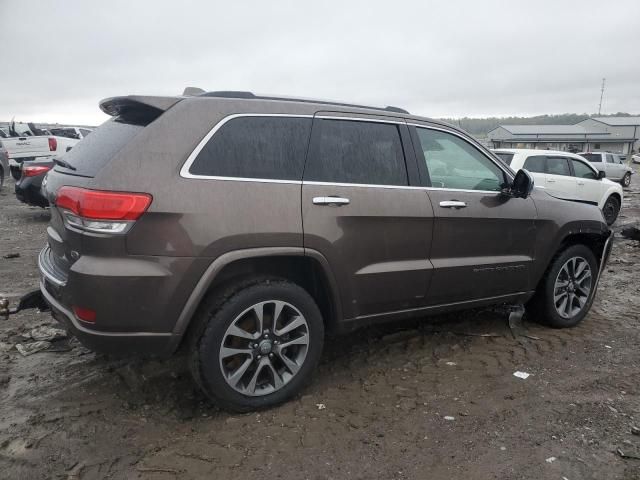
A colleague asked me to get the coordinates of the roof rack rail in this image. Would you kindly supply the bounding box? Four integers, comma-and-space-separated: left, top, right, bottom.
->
199, 91, 410, 115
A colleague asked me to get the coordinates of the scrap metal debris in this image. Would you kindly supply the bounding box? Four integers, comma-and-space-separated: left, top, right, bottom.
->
2, 253, 20, 259
513, 371, 531, 380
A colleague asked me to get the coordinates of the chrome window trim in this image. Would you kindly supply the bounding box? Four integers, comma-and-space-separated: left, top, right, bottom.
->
179, 113, 313, 181
179, 112, 510, 195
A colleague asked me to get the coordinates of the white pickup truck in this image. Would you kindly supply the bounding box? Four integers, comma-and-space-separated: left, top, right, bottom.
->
0, 126, 93, 179
578, 151, 634, 187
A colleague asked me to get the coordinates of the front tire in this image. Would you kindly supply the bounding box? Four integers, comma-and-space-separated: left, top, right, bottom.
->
528, 245, 598, 328
621, 172, 631, 187
602, 195, 620, 226
190, 278, 324, 412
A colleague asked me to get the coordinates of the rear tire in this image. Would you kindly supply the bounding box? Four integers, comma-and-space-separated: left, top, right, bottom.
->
528, 245, 598, 328
602, 195, 620, 226
621, 172, 631, 187
190, 277, 324, 412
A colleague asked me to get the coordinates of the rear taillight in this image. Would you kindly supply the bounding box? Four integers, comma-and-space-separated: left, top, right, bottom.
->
73, 306, 96, 323
22, 165, 51, 177
48, 137, 57, 151
55, 186, 152, 234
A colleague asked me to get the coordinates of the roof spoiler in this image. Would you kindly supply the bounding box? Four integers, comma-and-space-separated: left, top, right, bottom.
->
99, 95, 182, 117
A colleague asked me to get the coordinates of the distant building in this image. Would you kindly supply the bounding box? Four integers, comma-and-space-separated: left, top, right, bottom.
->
488, 116, 640, 154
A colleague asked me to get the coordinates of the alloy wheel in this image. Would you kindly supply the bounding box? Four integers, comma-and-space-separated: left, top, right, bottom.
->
553, 256, 592, 319
219, 300, 310, 396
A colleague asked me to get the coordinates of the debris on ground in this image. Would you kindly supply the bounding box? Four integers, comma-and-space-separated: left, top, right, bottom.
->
631, 426, 640, 436
2, 252, 20, 259
15, 341, 52, 356
443, 416, 455, 421
617, 448, 640, 460
316, 403, 326, 410
545, 456, 557, 463
513, 371, 531, 379
621, 226, 640, 241
22, 325, 67, 342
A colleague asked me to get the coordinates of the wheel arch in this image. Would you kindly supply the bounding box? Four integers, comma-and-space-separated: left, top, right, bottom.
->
169, 247, 342, 353
533, 228, 610, 292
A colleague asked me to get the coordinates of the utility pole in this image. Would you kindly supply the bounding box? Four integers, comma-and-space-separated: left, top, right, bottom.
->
598, 78, 606, 115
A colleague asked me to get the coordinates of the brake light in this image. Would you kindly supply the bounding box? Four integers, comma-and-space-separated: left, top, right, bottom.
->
22, 165, 51, 177
48, 137, 57, 151
55, 186, 152, 234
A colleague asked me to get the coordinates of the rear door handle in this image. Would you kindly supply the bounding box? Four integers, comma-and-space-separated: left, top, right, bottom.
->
577, 181, 585, 186
546, 179, 556, 183
313, 196, 350, 206
439, 200, 467, 209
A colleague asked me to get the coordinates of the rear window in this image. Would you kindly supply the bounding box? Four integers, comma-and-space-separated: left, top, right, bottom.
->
189, 116, 312, 180
494, 152, 514, 165
581, 153, 601, 163
53, 118, 143, 177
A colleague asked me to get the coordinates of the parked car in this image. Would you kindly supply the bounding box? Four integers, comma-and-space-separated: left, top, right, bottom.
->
1, 126, 92, 180
578, 151, 634, 187
632, 154, 640, 165
14, 158, 53, 207
35, 91, 612, 411
493, 149, 623, 225
0, 142, 8, 189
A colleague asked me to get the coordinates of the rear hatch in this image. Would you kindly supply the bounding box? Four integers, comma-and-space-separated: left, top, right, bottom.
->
41, 95, 181, 287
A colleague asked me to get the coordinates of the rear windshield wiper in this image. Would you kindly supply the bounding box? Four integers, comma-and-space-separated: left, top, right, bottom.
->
53, 158, 77, 171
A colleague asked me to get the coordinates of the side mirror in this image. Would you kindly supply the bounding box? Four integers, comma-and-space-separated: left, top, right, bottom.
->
597, 170, 606, 180
507, 169, 534, 199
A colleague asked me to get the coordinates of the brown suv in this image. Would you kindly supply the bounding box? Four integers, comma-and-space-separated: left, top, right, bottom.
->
36, 92, 612, 411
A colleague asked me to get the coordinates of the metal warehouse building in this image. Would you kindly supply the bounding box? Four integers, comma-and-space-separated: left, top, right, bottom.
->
488, 116, 640, 154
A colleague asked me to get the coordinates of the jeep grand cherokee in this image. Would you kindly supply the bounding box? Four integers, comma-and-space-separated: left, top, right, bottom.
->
38, 91, 613, 411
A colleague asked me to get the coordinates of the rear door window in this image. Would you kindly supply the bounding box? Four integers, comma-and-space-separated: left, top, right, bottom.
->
523, 155, 546, 173
304, 119, 408, 186
606, 154, 614, 163
546, 156, 571, 176
189, 116, 312, 181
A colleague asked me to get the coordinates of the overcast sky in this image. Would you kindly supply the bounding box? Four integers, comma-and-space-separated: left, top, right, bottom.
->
1, 0, 639, 125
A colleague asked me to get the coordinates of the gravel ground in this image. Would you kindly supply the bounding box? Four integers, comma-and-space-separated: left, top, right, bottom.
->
1, 172, 639, 480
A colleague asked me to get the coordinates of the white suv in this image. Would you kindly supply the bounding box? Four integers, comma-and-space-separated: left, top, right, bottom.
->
493, 149, 623, 225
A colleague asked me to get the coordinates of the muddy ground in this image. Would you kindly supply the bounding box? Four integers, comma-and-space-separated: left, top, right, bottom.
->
1, 172, 639, 480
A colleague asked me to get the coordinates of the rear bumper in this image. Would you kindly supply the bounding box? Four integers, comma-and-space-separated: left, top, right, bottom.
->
40, 279, 176, 356
37, 245, 189, 356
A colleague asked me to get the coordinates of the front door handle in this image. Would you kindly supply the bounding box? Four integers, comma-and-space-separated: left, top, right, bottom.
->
439, 200, 467, 209
313, 196, 350, 206
547, 179, 556, 183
